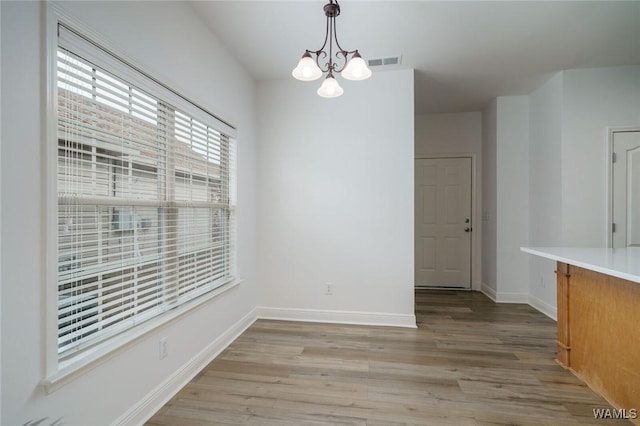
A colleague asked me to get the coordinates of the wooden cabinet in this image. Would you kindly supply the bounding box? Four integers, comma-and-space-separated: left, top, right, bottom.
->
555, 262, 640, 423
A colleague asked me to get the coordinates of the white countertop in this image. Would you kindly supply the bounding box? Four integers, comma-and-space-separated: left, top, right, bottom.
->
521, 247, 640, 284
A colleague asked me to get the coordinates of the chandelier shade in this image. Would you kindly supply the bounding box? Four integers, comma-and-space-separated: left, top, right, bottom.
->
292, 52, 323, 81
341, 52, 372, 81
292, 0, 371, 97
317, 73, 344, 98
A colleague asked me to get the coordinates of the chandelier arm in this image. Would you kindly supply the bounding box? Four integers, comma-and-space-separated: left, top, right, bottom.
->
330, 14, 358, 73
309, 14, 332, 73
315, 15, 331, 58
331, 12, 347, 56
328, 16, 335, 72
314, 50, 330, 73
334, 51, 350, 73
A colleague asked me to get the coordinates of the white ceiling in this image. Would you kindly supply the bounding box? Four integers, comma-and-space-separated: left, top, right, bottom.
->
190, 1, 640, 114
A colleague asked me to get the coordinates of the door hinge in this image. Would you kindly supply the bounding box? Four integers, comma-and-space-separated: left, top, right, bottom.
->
613, 152, 617, 163
612, 223, 617, 233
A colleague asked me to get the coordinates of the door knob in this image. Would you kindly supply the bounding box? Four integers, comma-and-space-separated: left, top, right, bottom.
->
464, 218, 470, 223
464, 227, 472, 232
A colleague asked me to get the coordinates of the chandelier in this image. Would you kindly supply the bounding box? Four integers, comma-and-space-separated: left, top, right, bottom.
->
291, 0, 372, 98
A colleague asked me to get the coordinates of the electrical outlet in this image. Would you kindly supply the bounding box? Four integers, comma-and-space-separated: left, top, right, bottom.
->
540, 277, 546, 288
159, 337, 168, 360
324, 282, 334, 295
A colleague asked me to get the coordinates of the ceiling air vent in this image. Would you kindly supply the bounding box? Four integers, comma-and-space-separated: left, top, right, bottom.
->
367, 55, 402, 68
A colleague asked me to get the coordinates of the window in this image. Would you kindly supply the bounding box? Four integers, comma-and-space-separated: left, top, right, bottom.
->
55, 25, 237, 359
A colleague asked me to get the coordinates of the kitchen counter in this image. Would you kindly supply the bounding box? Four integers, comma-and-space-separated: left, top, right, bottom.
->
523, 246, 640, 423
521, 247, 640, 284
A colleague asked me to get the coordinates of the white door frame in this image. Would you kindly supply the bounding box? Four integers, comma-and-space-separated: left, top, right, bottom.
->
415, 153, 479, 291
606, 126, 640, 248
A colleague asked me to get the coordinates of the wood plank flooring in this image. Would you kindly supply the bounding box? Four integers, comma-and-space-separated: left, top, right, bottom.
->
146, 290, 618, 425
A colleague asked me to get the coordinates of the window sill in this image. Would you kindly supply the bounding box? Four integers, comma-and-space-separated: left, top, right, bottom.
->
41, 279, 241, 394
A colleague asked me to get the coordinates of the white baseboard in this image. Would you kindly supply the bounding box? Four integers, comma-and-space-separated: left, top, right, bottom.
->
528, 294, 557, 321
257, 307, 417, 328
481, 283, 532, 304
480, 282, 498, 302
495, 292, 529, 303
112, 308, 258, 426
482, 283, 557, 320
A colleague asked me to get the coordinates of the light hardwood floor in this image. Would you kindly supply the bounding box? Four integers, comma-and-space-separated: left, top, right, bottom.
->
146, 290, 617, 425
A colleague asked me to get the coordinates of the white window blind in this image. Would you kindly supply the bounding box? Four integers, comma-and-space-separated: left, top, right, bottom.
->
56, 25, 237, 358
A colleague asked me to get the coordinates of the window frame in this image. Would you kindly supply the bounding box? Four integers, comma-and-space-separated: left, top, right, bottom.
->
43, 5, 239, 393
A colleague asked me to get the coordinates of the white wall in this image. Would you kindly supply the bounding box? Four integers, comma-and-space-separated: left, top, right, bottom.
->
528, 73, 563, 318
495, 97, 530, 302
561, 66, 640, 246
481, 97, 530, 302
1, 2, 257, 425
484, 66, 640, 316
481, 100, 497, 296
415, 112, 482, 155
256, 70, 415, 324
524, 66, 640, 319
415, 112, 482, 290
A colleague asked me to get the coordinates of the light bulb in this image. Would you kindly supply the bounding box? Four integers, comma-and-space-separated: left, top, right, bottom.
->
317, 75, 344, 98
342, 52, 372, 81
292, 53, 322, 81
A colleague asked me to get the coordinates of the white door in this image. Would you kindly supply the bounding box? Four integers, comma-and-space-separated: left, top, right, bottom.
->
613, 131, 640, 248
415, 157, 472, 288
